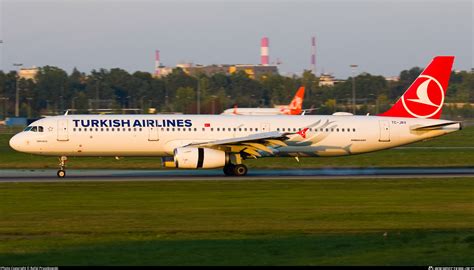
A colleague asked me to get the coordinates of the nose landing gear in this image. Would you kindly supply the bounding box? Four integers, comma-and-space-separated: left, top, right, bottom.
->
57, 156, 67, 178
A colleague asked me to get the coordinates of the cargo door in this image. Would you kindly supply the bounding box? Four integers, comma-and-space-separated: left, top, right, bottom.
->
148, 127, 159, 141
379, 120, 390, 142
57, 119, 69, 141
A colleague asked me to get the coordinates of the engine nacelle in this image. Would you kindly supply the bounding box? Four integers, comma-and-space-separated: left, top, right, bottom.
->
171, 147, 228, 169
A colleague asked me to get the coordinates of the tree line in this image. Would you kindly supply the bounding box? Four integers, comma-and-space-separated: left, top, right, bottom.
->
0, 65, 472, 119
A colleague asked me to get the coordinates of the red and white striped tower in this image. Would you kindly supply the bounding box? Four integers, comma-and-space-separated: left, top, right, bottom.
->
154, 50, 160, 77
311, 36, 316, 75
260, 37, 269, 66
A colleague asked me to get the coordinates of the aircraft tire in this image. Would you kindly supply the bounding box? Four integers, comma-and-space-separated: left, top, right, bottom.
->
57, 170, 66, 178
223, 164, 235, 176
233, 164, 248, 176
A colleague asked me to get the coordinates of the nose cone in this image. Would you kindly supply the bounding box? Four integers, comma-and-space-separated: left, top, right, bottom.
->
9, 134, 22, 152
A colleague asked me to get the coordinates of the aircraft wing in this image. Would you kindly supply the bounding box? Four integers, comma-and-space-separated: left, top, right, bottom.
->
410, 121, 462, 131
184, 131, 291, 158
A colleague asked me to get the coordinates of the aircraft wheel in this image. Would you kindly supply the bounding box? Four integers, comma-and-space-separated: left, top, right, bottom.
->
223, 164, 235, 176
233, 164, 248, 176
57, 170, 66, 178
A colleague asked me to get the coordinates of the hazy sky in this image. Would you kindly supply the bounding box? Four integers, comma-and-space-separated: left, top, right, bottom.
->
0, 0, 472, 78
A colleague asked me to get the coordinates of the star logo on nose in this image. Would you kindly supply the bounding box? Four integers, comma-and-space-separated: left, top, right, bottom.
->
48, 127, 53, 132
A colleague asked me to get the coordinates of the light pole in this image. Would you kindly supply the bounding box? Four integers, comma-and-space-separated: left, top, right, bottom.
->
210, 95, 217, 114
26, 97, 33, 118
0, 97, 8, 119
13, 63, 23, 117
140, 95, 147, 114
350, 64, 358, 114
71, 96, 78, 112
196, 78, 201, 114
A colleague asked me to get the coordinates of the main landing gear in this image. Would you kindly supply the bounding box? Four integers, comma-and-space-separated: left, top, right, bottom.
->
57, 156, 67, 178
223, 164, 248, 176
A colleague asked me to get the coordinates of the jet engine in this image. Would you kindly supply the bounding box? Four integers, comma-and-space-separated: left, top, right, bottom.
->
164, 147, 228, 169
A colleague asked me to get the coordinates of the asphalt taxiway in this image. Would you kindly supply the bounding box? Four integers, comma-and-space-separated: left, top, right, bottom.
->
0, 168, 473, 182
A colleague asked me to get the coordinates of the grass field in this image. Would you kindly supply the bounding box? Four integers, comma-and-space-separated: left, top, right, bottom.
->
1, 126, 473, 169
0, 178, 473, 265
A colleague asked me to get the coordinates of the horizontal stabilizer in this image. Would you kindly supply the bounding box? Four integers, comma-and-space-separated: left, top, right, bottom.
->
410, 121, 462, 131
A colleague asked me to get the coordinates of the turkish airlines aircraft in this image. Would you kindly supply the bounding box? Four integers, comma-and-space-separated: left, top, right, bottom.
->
221, 86, 305, 115
9, 56, 461, 178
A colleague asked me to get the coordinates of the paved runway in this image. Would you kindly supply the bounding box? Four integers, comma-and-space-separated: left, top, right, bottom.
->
0, 167, 473, 182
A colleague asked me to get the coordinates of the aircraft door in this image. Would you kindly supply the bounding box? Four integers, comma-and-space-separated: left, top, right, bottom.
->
57, 119, 69, 141
378, 120, 390, 142
148, 127, 159, 141
260, 123, 271, 132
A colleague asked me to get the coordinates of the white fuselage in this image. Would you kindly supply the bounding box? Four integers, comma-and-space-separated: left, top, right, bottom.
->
221, 107, 285, 115
9, 114, 460, 158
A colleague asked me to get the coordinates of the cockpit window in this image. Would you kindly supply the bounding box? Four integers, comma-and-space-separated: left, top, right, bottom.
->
23, 126, 44, 132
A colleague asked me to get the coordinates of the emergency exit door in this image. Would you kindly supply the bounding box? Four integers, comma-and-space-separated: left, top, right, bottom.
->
379, 120, 390, 142
148, 127, 159, 141
260, 123, 271, 132
57, 119, 69, 141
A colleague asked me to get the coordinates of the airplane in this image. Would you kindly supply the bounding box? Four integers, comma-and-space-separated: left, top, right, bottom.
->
9, 56, 461, 178
221, 86, 305, 115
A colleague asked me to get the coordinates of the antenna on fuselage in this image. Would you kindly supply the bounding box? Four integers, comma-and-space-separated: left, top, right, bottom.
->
64, 110, 69, 116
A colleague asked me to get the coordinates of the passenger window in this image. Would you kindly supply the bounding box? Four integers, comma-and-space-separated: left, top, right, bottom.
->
353, 128, 356, 132
336, 128, 339, 132
342, 128, 345, 132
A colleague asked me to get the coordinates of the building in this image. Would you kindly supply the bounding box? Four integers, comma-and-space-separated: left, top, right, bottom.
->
318, 73, 344, 87
18, 67, 39, 81
156, 63, 278, 79
385, 76, 400, 82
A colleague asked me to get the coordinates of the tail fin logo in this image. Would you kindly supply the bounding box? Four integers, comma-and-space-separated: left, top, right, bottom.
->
401, 75, 444, 118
